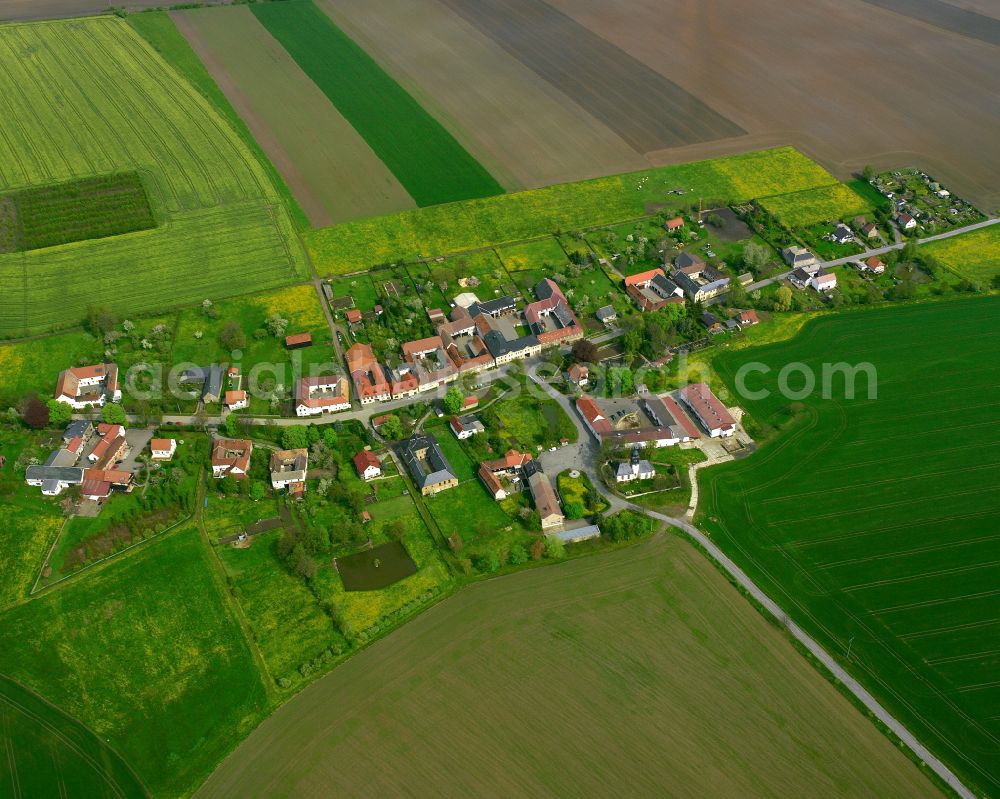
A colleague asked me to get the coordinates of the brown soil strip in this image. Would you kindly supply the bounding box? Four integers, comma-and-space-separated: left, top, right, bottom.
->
436, 0, 744, 153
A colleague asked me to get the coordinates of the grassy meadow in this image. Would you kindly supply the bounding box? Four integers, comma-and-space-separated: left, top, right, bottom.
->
0, 527, 270, 799
251, 0, 502, 206
757, 182, 872, 226
194, 534, 938, 799
925, 223, 1000, 284
305, 146, 841, 274
0, 17, 306, 337
699, 296, 1000, 796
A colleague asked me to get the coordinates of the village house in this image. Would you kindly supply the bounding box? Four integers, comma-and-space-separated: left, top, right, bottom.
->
832, 223, 854, 244
790, 267, 812, 289
624, 268, 684, 311
224, 390, 248, 411
150, 438, 176, 461
897, 212, 917, 230
782, 246, 819, 272
664, 216, 685, 232
528, 469, 564, 530
678, 383, 736, 438
347, 342, 392, 404
345, 308, 363, 327
478, 449, 534, 501
211, 437, 253, 479
524, 279, 584, 347
401, 434, 457, 495
180, 364, 225, 404
736, 309, 759, 327
295, 375, 350, 416
861, 256, 886, 274
809, 270, 838, 292
700, 312, 723, 333
595, 305, 617, 325
450, 414, 484, 440
353, 449, 382, 481
270, 448, 308, 496
567, 363, 589, 386
53, 363, 121, 409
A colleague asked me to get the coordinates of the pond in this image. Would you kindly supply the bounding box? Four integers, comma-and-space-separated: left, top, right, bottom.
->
336, 540, 417, 591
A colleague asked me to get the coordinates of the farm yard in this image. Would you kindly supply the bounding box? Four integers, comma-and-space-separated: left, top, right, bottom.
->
0, 17, 306, 338
700, 296, 1000, 797
193, 534, 937, 799
172, 6, 415, 227
305, 146, 843, 275
250, 0, 503, 208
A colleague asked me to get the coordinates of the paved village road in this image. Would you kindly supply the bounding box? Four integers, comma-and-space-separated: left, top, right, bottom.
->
735, 216, 998, 296
526, 366, 976, 799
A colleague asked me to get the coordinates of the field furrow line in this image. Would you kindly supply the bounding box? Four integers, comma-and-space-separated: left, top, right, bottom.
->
843, 559, 1000, 593
871, 587, 1000, 616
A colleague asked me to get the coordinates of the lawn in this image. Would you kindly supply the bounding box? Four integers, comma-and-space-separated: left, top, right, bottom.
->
216, 530, 342, 686
489, 387, 578, 450
305, 147, 841, 275
924, 224, 1000, 284
699, 296, 1000, 797
422, 422, 476, 481
497, 236, 570, 272
0, 17, 306, 337
0, 527, 269, 799
425, 480, 512, 543
0, 674, 147, 799
757, 183, 871, 227
250, 0, 502, 206
196, 534, 937, 799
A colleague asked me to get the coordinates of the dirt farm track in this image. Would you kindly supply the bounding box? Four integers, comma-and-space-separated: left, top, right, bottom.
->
2, 0, 998, 210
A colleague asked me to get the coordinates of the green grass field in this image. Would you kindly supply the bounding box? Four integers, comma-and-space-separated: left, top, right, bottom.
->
0, 18, 306, 337
305, 146, 841, 274
194, 534, 937, 799
497, 237, 570, 272
250, 0, 502, 207
0, 527, 269, 798
0, 430, 65, 608
925, 224, 1000, 284
0, 674, 148, 799
699, 296, 1000, 796
216, 531, 341, 685
425, 480, 512, 543
757, 183, 871, 226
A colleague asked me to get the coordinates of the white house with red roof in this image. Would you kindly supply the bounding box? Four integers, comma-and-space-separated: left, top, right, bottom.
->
809, 270, 838, 292
53, 363, 120, 409
150, 438, 176, 461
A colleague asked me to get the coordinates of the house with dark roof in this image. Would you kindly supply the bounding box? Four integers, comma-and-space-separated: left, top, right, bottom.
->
450, 414, 484, 439
180, 365, 225, 404
401, 434, 457, 495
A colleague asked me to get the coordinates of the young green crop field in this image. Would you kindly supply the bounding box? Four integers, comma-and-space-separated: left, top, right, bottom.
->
0, 674, 147, 799
699, 296, 1000, 796
194, 534, 937, 798
757, 182, 872, 227
0, 18, 306, 338
925, 223, 1000, 284
305, 146, 841, 274
250, 0, 502, 207
0, 172, 155, 253
0, 526, 270, 799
